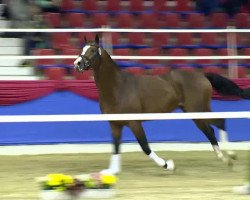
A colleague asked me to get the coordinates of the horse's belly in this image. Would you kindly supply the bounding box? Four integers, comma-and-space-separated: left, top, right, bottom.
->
138, 79, 180, 113
142, 94, 179, 113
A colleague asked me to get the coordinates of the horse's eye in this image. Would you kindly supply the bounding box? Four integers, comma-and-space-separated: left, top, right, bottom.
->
91, 49, 95, 53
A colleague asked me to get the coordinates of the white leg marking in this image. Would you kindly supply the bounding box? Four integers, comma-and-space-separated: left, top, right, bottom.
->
149, 151, 166, 167
219, 129, 229, 143
219, 129, 235, 157
213, 145, 224, 159
100, 154, 121, 175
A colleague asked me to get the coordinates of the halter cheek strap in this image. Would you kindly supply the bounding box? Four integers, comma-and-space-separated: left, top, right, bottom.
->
81, 47, 102, 69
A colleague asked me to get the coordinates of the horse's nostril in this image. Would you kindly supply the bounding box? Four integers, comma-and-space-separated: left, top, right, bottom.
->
77, 62, 81, 65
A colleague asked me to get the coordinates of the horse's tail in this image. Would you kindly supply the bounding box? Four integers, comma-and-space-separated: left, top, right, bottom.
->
205, 73, 250, 99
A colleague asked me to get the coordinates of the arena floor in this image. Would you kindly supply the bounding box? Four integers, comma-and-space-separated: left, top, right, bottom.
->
0, 151, 249, 200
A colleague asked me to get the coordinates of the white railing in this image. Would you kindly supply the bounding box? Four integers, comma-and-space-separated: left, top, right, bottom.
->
0, 112, 249, 123
1, 28, 250, 33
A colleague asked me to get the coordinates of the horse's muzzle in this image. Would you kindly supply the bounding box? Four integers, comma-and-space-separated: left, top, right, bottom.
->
74, 56, 91, 72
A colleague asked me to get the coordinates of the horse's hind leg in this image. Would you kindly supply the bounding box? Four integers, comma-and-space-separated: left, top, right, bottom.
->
211, 118, 237, 160
128, 121, 175, 171
193, 119, 233, 166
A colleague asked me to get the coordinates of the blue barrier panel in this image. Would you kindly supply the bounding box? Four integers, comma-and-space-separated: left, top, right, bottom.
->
0, 91, 249, 145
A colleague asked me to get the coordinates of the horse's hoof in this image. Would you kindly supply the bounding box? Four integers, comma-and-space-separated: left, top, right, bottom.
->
225, 158, 234, 167
227, 151, 238, 160
163, 159, 175, 171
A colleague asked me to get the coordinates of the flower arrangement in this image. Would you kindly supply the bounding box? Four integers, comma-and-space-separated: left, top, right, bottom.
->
38, 173, 117, 191
37, 173, 117, 200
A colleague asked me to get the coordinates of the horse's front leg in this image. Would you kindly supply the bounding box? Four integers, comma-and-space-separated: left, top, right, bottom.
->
101, 123, 123, 175
128, 121, 175, 171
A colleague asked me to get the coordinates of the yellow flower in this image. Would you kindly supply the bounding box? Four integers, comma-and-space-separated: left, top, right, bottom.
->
101, 175, 117, 185
47, 174, 74, 187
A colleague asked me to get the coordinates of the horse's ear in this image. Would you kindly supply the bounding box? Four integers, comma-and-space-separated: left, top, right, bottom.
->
95, 35, 99, 44
84, 36, 87, 44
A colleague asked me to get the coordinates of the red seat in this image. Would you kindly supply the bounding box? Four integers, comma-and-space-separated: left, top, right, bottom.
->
174, 0, 192, 12
235, 13, 249, 28
113, 49, 130, 56
153, 0, 168, 12
128, 0, 144, 12
161, 13, 181, 28
44, 67, 66, 80
44, 12, 61, 28
200, 33, 217, 47
169, 48, 188, 66
203, 66, 223, 75
139, 13, 159, 28
110, 32, 119, 45
236, 33, 249, 47
73, 69, 94, 80
61, 0, 73, 10
178, 66, 196, 72
243, 48, 250, 55
82, 0, 97, 12
218, 48, 228, 65
217, 33, 227, 46
137, 48, 160, 65
92, 13, 108, 27
33, 49, 55, 67
51, 32, 71, 50
66, 13, 85, 28
193, 48, 214, 65
62, 48, 79, 67
237, 67, 247, 78
124, 67, 145, 75
176, 33, 193, 46
128, 33, 144, 45
241, 48, 250, 66
106, 0, 121, 12
113, 49, 130, 61
210, 13, 228, 28
78, 32, 95, 43
117, 13, 133, 28
187, 13, 205, 29
152, 33, 169, 47
150, 66, 171, 75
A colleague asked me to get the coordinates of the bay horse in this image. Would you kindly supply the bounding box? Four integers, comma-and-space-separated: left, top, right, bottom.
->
74, 35, 250, 174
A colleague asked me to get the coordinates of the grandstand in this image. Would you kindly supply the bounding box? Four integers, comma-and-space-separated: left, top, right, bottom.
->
0, 0, 249, 80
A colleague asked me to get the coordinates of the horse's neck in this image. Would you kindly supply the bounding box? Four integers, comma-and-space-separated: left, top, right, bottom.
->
93, 51, 120, 101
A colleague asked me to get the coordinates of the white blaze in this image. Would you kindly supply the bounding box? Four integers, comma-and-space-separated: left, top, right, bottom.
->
81, 45, 91, 55
73, 45, 91, 67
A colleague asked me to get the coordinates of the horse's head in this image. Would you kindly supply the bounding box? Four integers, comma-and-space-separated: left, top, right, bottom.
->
74, 35, 102, 72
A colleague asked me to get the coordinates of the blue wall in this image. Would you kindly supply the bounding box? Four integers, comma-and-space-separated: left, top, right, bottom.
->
0, 91, 249, 145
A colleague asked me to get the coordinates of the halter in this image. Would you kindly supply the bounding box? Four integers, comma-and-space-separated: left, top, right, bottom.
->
75, 45, 101, 71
